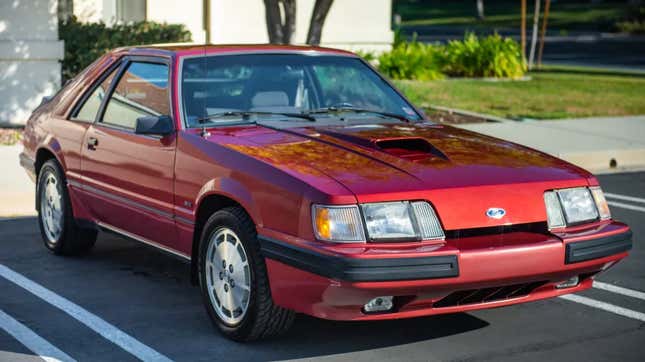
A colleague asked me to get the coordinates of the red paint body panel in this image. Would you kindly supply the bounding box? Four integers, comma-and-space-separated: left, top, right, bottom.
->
19, 45, 631, 322
264, 222, 628, 320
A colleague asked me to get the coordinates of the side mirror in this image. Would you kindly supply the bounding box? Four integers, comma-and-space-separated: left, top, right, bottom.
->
40, 96, 53, 106
135, 115, 174, 136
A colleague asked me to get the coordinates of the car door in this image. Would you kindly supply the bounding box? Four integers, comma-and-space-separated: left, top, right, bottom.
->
80, 56, 179, 251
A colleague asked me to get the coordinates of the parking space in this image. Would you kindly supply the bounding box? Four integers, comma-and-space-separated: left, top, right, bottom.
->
1, 172, 644, 362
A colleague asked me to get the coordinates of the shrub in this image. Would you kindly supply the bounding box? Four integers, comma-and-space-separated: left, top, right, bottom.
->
376, 33, 525, 80
615, 6, 645, 34
355, 50, 377, 63
377, 37, 444, 81
441, 33, 525, 78
59, 16, 192, 80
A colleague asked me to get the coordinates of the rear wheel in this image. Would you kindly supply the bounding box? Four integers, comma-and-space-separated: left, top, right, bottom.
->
198, 207, 295, 341
37, 159, 97, 255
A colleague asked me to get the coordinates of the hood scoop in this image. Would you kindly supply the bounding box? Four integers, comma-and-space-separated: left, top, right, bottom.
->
374, 137, 448, 162
316, 129, 448, 163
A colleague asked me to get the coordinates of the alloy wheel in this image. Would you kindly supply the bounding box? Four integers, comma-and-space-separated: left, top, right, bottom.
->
205, 227, 252, 325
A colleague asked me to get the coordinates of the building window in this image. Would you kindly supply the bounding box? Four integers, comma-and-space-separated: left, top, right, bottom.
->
115, 0, 146, 23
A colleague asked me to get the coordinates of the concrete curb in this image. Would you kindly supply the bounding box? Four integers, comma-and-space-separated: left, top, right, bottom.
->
456, 116, 645, 174
425, 105, 514, 123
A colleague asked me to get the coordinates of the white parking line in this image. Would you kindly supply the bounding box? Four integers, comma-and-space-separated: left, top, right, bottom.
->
0, 264, 172, 362
607, 200, 645, 213
593, 281, 645, 301
0, 309, 76, 362
559, 294, 645, 322
605, 192, 645, 204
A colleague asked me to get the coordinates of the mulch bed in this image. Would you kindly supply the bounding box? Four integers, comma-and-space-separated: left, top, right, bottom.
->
422, 108, 489, 124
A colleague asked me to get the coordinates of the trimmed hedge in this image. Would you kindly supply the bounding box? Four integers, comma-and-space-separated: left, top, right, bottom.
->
59, 16, 192, 80
363, 33, 526, 80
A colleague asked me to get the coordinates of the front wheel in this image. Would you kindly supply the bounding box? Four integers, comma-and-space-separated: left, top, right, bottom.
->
37, 159, 97, 255
198, 207, 295, 341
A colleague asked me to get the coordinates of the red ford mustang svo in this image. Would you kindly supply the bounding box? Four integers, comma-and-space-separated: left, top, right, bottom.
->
20, 44, 632, 341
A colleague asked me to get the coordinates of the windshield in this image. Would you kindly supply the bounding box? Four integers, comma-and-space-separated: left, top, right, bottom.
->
180, 54, 421, 127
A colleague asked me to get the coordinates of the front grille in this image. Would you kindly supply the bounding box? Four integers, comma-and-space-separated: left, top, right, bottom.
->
433, 281, 547, 308
444, 222, 549, 239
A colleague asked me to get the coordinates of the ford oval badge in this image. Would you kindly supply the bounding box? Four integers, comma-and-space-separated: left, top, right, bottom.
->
486, 208, 506, 219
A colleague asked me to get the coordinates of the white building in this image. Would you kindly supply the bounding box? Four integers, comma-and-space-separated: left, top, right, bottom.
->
0, 0, 64, 126
72, 0, 394, 52
1, 0, 392, 125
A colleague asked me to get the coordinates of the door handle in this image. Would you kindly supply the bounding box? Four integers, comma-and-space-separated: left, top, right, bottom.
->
87, 137, 99, 150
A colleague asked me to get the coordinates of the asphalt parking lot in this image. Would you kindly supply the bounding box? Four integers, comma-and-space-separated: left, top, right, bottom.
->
1, 172, 644, 362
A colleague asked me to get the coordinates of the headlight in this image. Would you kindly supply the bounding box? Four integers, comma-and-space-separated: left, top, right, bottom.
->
313, 201, 444, 243
590, 186, 611, 220
544, 191, 566, 229
558, 188, 599, 224
544, 187, 610, 229
312, 205, 365, 242
361, 202, 417, 240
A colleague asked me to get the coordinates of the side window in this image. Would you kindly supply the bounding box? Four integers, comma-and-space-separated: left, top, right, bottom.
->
102, 61, 170, 129
72, 67, 119, 122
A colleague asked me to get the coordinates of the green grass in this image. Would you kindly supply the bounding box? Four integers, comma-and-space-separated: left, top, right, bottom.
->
394, 0, 631, 33
394, 67, 645, 120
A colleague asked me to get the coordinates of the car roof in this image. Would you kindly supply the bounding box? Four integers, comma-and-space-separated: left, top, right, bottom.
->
112, 43, 357, 58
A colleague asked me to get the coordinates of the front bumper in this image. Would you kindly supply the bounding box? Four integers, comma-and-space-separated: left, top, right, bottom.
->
259, 221, 632, 320
19, 151, 36, 182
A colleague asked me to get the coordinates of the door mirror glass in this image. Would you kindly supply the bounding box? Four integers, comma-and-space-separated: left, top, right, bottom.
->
135, 115, 173, 135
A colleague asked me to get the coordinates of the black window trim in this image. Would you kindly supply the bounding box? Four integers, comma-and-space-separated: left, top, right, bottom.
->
68, 58, 125, 123
95, 55, 175, 135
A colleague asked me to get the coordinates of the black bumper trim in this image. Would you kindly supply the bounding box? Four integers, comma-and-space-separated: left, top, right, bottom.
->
565, 230, 632, 264
258, 235, 459, 282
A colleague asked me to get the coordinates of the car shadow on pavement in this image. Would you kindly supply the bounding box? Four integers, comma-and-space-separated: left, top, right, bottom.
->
252, 313, 489, 360
1, 217, 490, 360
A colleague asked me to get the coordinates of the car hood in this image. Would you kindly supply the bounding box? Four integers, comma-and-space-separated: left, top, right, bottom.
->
206, 122, 592, 229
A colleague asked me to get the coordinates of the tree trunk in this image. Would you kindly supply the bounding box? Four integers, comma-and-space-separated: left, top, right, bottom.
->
264, 0, 283, 43
263, 0, 296, 44
476, 0, 485, 20
307, 0, 334, 45
537, 0, 551, 68
281, 0, 296, 44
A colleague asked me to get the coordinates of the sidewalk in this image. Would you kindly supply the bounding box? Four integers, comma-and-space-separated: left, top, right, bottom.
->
457, 116, 645, 174
0, 145, 35, 217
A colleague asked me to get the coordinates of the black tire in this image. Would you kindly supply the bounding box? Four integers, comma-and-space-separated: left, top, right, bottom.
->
198, 206, 295, 342
37, 159, 97, 255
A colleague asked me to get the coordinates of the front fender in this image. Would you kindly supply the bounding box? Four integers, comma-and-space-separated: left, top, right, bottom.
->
194, 176, 262, 227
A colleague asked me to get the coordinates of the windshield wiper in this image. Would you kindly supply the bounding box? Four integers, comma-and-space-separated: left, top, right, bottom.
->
307, 106, 412, 123
196, 111, 315, 124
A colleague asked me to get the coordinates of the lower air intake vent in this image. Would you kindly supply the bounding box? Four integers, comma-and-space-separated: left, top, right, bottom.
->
433, 281, 547, 308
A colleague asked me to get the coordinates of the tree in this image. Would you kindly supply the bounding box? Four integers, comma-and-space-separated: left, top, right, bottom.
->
476, 0, 485, 20
307, 0, 334, 45
263, 0, 297, 44
263, 0, 335, 45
